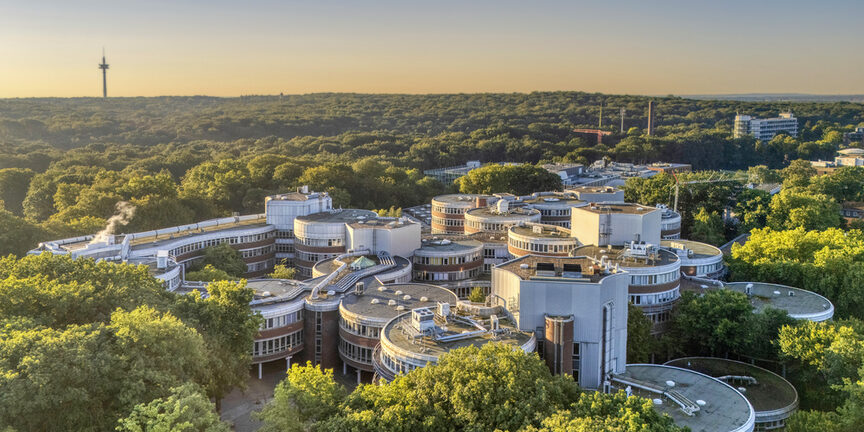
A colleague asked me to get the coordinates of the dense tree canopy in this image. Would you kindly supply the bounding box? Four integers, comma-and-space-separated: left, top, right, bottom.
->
0, 254, 256, 431
257, 344, 684, 432
456, 163, 563, 195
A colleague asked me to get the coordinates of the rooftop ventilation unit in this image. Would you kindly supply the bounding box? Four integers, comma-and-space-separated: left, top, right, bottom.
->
437, 302, 451, 318
496, 199, 509, 214
490, 314, 500, 331
355, 282, 365, 295
532, 225, 544, 234
411, 307, 435, 332
535, 262, 556, 277
156, 250, 169, 269
388, 300, 397, 306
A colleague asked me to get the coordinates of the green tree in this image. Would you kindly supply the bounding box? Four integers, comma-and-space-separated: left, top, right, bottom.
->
255, 362, 348, 432
468, 286, 486, 303
668, 290, 753, 357
809, 166, 864, 203
185, 264, 233, 282
116, 384, 230, 432
523, 391, 684, 432
767, 189, 842, 231
173, 280, 261, 412
0, 167, 35, 216
0, 207, 46, 256
179, 159, 252, 213
269, 263, 296, 279
734, 188, 771, 233
200, 243, 247, 277
457, 164, 562, 195
627, 304, 655, 364
689, 207, 725, 245
782, 159, 817, 189
747, 165, 781, 185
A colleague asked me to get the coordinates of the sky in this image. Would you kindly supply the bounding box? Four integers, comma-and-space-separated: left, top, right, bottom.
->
0, 0, 862, 97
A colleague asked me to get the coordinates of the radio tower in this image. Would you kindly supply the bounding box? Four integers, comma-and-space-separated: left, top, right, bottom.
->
98, 48, 109, 98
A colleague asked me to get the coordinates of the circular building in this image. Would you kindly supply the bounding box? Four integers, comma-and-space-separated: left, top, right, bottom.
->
430, 194, 498, 234
246, 279, 308, 379
294, 209, 377, 279
662, 239, 725, 279
338, 283, 458, 382
657, 205, 682, 239
413, 237, 484, 283
372, 302, 536, 382
612, 364, 755, 432
566, 185, 625, 203
724, 282, 834, 322
514, 193, 587, 227
574, 243, 681, 334
464, 201, 541, 234
508, 223, 580, 258
665, 357, 798, 431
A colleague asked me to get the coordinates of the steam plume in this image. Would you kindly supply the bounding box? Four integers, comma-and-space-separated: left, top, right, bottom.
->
90, 201, 136, 244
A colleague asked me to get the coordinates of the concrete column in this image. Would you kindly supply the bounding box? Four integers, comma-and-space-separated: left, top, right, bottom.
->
258, 363, 262, 380
343, 362, 347, 375
286, 356, 292, 371
356, 369, 361, 384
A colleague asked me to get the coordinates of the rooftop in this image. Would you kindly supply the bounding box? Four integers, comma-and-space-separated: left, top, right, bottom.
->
265, 190, 327, 201
664, 357, 798, 414
724, 282, 834, 320
417, 237, 484, 253
347, 217, 416, 229
382, 308, 533, 359
662, 239, 723, 259
296, 209, 378, 223
566, 185, 622, 194
509, 223, 573, 239
515, 193, 585, 207
432, 194, 498, 205
341, 283, 458, 322
576, 202, 658, 215
465, 206, 541, 220
613, 364, 754, 432
245, 279, 307, 302
495, 255, 615, 283
574, 244, 679, 268
465, 231, 509, 243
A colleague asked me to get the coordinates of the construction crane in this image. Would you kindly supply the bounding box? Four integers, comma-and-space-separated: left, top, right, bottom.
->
669, 171, 748, 213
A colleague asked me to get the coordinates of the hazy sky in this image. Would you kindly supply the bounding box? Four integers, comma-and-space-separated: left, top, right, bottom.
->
1, 0, 862, 97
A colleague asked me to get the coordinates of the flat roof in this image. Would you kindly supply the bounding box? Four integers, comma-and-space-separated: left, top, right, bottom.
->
495, 255, 613, 283
132, 222, 273, 250
516, 194, 585, 207
664, 357, 797, 414
465, 232, 509, 243
509, 223, 574, 239
417, 237, 483, 252
576, 202, 658, 215
296, 209, 377, 223
341, 283, 458, 321
382, 310, 532, 359
566, 185, 622, 193
347, 217, 416, 229
614, 364, 754, 432
432, 194, 497, 205
724, 282, 834, 320
246, 279, 307, 300
574, 245, 679, 268
265, 191, 326, 201
662, 239, 723, 259
465, 206, 540, 220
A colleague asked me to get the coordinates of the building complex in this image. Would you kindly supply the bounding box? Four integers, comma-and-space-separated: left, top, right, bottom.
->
734, 113, 798, 141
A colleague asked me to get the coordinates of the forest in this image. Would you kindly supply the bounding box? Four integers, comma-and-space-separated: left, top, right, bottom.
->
1, 92, 862, 256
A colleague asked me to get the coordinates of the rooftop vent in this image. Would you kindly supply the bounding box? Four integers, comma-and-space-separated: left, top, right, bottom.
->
773, 290, 782, 296
327, 290, 336, 296
370, 298, 380, 304
261, 291, 272, 297
388, 300, 397, 306
696, 400, 706, 406
437, 302, 451, 318
396, 305, 405, 311
420, 296, 429, 302
411, 307, 436, 332
378, 286, 387, 291
665, 380, 676, 387
395, 290, 403, 296
403, 295, 412, 300
532, 225, 543, 234
519, 263, 529, 269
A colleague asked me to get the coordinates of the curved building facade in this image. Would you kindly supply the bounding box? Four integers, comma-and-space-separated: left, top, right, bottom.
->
294, 209, 378, 279
658, 205, 682, 240
265, 188, 333, 267
662, 240, 725, 279
508, 223, 580, 258
430, 194, 498, 234
413, 237, 484, 283
513, 193, 587, 228
464, 201, 541, 234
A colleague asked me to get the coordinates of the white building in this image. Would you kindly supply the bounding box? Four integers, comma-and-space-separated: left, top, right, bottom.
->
734, 113, 798, 141
570, 203, 661, 247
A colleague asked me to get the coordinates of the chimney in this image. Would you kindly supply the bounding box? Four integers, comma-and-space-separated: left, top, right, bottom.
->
355, 281, 365, 295
156, 250, 169, 269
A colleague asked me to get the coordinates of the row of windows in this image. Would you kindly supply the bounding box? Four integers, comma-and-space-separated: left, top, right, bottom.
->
431, 216, 464, 227
432, 205, 468, 215
694, 262, 724, 275
509, 238, 576, 254
339, 316, 382, 338
275, 230, 295, 239
170, 232, 275, 257
466, 220, 522, 232
453, 285, 488, 299
297, 250, 339, 264
543, 220, 570, 228
661, 221, 681, 230
382, 351, 418, 375
297, 237, 344, 247
252, 331, 303, 357
241, 245, 274, 259
247, 259, 275, 273
339, 339, 373, 364
261, 310, 301, 330
276, 244, 295, 253
538, 208, 570, 217
414, 267, 482, 281
297, 266, 312, 278
413, 253, 481, 266
630, 288, 679, 306
646, 310, 672, 324
629, 270, 679, 286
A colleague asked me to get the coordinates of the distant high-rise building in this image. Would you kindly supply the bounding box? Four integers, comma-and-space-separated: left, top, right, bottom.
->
647, 101, 656, 136
98, 50, 109, 98
734, 112, 798, 140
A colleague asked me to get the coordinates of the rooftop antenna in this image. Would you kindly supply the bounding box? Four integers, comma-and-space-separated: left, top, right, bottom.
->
98, 48, 109, 98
